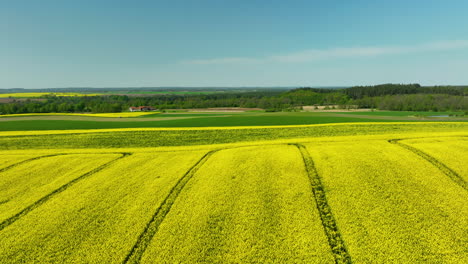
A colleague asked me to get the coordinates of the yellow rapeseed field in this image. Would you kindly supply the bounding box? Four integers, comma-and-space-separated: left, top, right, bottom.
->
402, 137, 468, 182
0, 154, 39, 170
0, 112, 158, 118
0, 122, 467, 263
305, 140, 468, 263
0, 154, 119, 223
0, 151, 208, 263
0, 92, 103, 98
140, 145, 334, 263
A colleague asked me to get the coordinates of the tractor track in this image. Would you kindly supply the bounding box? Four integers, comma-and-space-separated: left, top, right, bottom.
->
122, 149, 220, 264
293, 143, 353, 264
0, 154, 68, 173
389, 139, 467, 191
0, 152, 132, 231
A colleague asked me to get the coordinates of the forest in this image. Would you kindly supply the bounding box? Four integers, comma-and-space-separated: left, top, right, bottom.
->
0, 84, 466, 114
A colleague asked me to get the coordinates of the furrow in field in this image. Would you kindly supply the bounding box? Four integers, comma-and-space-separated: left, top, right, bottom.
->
293, 143, 352, 264
0, 153, 130, 231
139, 145, 334, 263
0, 151, 209, 263
305, 141, 468, 263
123, 149, 219, 264
389, 139, 467, 191
0, 154, 65, 173
395, 136, 468, 183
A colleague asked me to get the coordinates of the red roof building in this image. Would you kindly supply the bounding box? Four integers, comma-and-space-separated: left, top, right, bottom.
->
129, 106, 156, 112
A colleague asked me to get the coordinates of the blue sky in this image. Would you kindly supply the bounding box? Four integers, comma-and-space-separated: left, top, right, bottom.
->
2, 0, 468, 88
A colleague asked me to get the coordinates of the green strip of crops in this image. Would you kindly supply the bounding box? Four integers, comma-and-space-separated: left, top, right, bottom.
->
0, 122, 466, 150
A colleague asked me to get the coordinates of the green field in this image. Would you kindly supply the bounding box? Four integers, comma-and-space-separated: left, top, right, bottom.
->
0, 122, 465, 150
0, 111, 465, 131
139, 113, 233, 118
0, 116, 388, 131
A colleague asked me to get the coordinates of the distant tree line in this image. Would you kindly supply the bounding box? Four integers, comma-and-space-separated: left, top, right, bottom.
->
0, 84, 466, 114
351, 94, 467, 111
342, 84, 466, 99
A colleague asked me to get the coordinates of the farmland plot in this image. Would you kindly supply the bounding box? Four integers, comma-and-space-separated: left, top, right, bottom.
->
0, 123, 467, 263
400, 137, 468, 184
140, 145, 334, 263
0, 154, 120, 224
0, 154, 40, 171
305, 141, 468, 263
0, 122, 466, 150
0, 151, 207, 263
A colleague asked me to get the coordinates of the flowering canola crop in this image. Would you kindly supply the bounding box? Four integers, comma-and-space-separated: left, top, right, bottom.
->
0, 122, 466, 263
0, 112, 158, 118
0, 92, 104, 98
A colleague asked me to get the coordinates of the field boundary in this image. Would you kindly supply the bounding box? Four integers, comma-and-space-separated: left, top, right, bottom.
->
293, 143, 353, 264
389, 139, 467, 191
0, 152, 132, 231
122, 149, 220, 264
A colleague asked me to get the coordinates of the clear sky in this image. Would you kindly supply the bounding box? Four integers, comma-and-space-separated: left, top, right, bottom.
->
3, 0, 468, 88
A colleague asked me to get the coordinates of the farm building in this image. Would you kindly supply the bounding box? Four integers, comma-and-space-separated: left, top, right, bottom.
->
129, 106, 156, 112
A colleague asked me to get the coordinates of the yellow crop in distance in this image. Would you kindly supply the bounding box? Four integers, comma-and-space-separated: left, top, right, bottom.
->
0, 112, 158, 118
0, 92, 103, 97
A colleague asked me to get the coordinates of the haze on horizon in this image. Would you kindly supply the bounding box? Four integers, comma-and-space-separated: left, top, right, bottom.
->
2, 0, 468, 88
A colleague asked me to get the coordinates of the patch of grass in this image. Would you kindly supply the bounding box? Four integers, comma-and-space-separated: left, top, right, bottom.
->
140, 113, 230, 118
